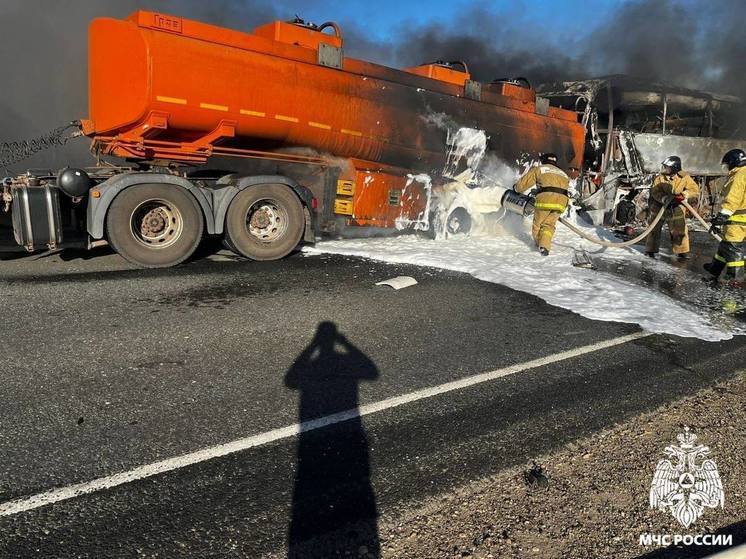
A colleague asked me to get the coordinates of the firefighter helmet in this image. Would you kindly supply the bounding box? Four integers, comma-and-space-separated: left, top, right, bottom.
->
661, 155, 682, 174
721, 148, 746, 170
540, 153, 558, 165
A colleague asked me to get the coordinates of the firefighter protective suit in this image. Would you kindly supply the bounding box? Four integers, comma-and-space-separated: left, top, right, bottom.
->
645, 171, 700, 255
706, 166, 746, 279
515, 164, 570, 252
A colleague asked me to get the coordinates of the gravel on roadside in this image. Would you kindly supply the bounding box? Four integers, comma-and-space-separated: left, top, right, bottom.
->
377, 372, 745, 559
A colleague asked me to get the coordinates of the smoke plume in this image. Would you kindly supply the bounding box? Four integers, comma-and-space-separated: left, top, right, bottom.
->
0, 0, 277, 171
380, 0, 746, 96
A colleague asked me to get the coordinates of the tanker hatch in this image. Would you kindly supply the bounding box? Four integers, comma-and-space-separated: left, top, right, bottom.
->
404, 60, 471, 86
253, 18, 343, 50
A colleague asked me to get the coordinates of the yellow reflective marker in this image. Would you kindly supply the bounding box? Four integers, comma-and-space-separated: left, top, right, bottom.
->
200, 102, 229, 112
156, 95, 187, 105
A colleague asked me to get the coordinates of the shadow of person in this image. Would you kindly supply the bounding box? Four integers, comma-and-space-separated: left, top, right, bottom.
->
285, 321, 380, 558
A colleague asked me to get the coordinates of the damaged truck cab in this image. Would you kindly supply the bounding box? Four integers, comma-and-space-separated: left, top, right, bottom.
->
538, 75, 745, 226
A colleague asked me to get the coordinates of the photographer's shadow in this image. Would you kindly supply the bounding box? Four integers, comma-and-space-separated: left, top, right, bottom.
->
284, 321, 380, 557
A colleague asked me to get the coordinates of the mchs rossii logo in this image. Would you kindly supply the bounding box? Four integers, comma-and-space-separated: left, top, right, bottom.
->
649, 427, 724, 528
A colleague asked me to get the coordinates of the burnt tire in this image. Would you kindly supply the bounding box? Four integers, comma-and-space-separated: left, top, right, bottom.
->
106, 183, 204, 268
446, 207, 472, 236
225, 184, 304, 261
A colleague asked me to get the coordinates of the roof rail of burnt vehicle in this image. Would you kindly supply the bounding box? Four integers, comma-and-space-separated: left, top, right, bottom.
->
536, 75, 742, 108
536, 74, 744, 140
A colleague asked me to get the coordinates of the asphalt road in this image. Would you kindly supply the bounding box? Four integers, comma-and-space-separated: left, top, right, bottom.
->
0, 245, 744, 557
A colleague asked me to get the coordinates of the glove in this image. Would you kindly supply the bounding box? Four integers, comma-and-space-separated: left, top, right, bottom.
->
710, 224, 722, 236
711, 212, 729, 226
668, 193, 685, 208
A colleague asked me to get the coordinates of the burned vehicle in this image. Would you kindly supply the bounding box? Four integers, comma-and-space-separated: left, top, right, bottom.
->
537, 75, 745, 225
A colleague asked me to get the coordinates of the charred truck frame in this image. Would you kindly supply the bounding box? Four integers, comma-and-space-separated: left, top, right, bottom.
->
538, 75, 745, 225
1, 11, 585, 267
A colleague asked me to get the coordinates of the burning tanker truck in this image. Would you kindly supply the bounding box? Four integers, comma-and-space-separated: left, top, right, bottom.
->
1, 11, 585, 267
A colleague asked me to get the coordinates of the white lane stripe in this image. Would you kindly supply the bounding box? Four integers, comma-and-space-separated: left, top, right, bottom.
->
0, 331, 647, 517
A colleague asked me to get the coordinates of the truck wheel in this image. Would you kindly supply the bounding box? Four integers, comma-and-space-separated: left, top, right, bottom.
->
225, 184, 304, 260
446, 207, 472, 236
106, 183, 203, 268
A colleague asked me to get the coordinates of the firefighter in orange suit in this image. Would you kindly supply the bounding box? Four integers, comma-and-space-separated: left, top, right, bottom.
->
645, 156, 700, 260
704, 148, 746, 281
514, 153, 570, 256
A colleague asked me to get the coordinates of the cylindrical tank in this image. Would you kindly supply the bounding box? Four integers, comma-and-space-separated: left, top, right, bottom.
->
57, 168, 93, 197
85, 11, 586, 174
501, 190, 535, 217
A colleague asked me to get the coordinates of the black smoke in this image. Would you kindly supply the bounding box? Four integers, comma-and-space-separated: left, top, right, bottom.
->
0, 0, 277, 170
381, 0, 746, 96
1, 0, 744, 170
385, 4, 584, 86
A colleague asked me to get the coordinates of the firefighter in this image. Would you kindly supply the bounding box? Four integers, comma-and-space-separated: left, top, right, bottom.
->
704, 148, 746, 281
514, 153, 570, 256
644, 155, 700, 260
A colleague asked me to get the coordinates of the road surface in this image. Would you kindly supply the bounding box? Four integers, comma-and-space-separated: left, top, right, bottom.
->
0, 245, 743, 557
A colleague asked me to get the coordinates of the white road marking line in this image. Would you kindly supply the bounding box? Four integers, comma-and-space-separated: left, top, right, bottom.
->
0, 331, 647, 517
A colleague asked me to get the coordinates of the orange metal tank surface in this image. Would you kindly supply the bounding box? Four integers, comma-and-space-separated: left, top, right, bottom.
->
84, 11, 585, 229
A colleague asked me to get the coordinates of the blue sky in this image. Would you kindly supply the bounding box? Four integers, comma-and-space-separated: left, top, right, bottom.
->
270, 0, 629, 43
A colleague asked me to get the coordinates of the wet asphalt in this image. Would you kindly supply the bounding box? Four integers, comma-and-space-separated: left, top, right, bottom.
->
0, 240, 744, 557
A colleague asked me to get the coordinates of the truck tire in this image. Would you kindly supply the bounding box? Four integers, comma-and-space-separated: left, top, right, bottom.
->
106, 183, 204, 268
225, 184, 304, 260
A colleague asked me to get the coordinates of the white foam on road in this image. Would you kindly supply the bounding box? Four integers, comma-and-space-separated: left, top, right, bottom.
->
306, 218, 732, 342
0, 332, 646, 517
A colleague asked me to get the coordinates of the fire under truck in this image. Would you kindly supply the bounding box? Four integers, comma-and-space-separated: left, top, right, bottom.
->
2, 11, 585, 267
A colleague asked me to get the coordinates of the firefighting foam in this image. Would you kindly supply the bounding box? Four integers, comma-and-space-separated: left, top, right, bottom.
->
306, 225, 738, 342
308, 125, 742, 342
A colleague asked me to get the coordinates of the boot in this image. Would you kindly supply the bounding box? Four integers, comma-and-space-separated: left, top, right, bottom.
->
645, 252, 657, 259
539, 247, 549, 257
677, 253, 690, 261
703, 262, 720, 277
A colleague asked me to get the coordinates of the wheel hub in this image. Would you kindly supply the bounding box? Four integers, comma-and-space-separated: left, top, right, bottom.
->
250, 208, 273, 230
246, 200, 288, 242
448, 215, 461, 232
142, 209, 168, 236
130, 199, 184, 248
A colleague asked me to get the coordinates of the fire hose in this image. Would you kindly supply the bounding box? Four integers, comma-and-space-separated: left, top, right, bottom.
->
558, 199, 722, 246
557, 205, 667, 248
680, 199, 723, 242
501, 189, 722, 248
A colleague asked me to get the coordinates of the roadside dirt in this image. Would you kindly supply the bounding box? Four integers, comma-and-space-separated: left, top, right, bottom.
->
377, 372, 745, 559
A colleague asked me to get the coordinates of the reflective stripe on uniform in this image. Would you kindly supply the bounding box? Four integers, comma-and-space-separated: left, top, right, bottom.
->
715, 254, 745, 266
534, 202, 566, 211
727, 214, 746, 223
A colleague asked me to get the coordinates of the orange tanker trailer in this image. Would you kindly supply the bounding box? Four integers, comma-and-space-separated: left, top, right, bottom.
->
3, 10, 585, 267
